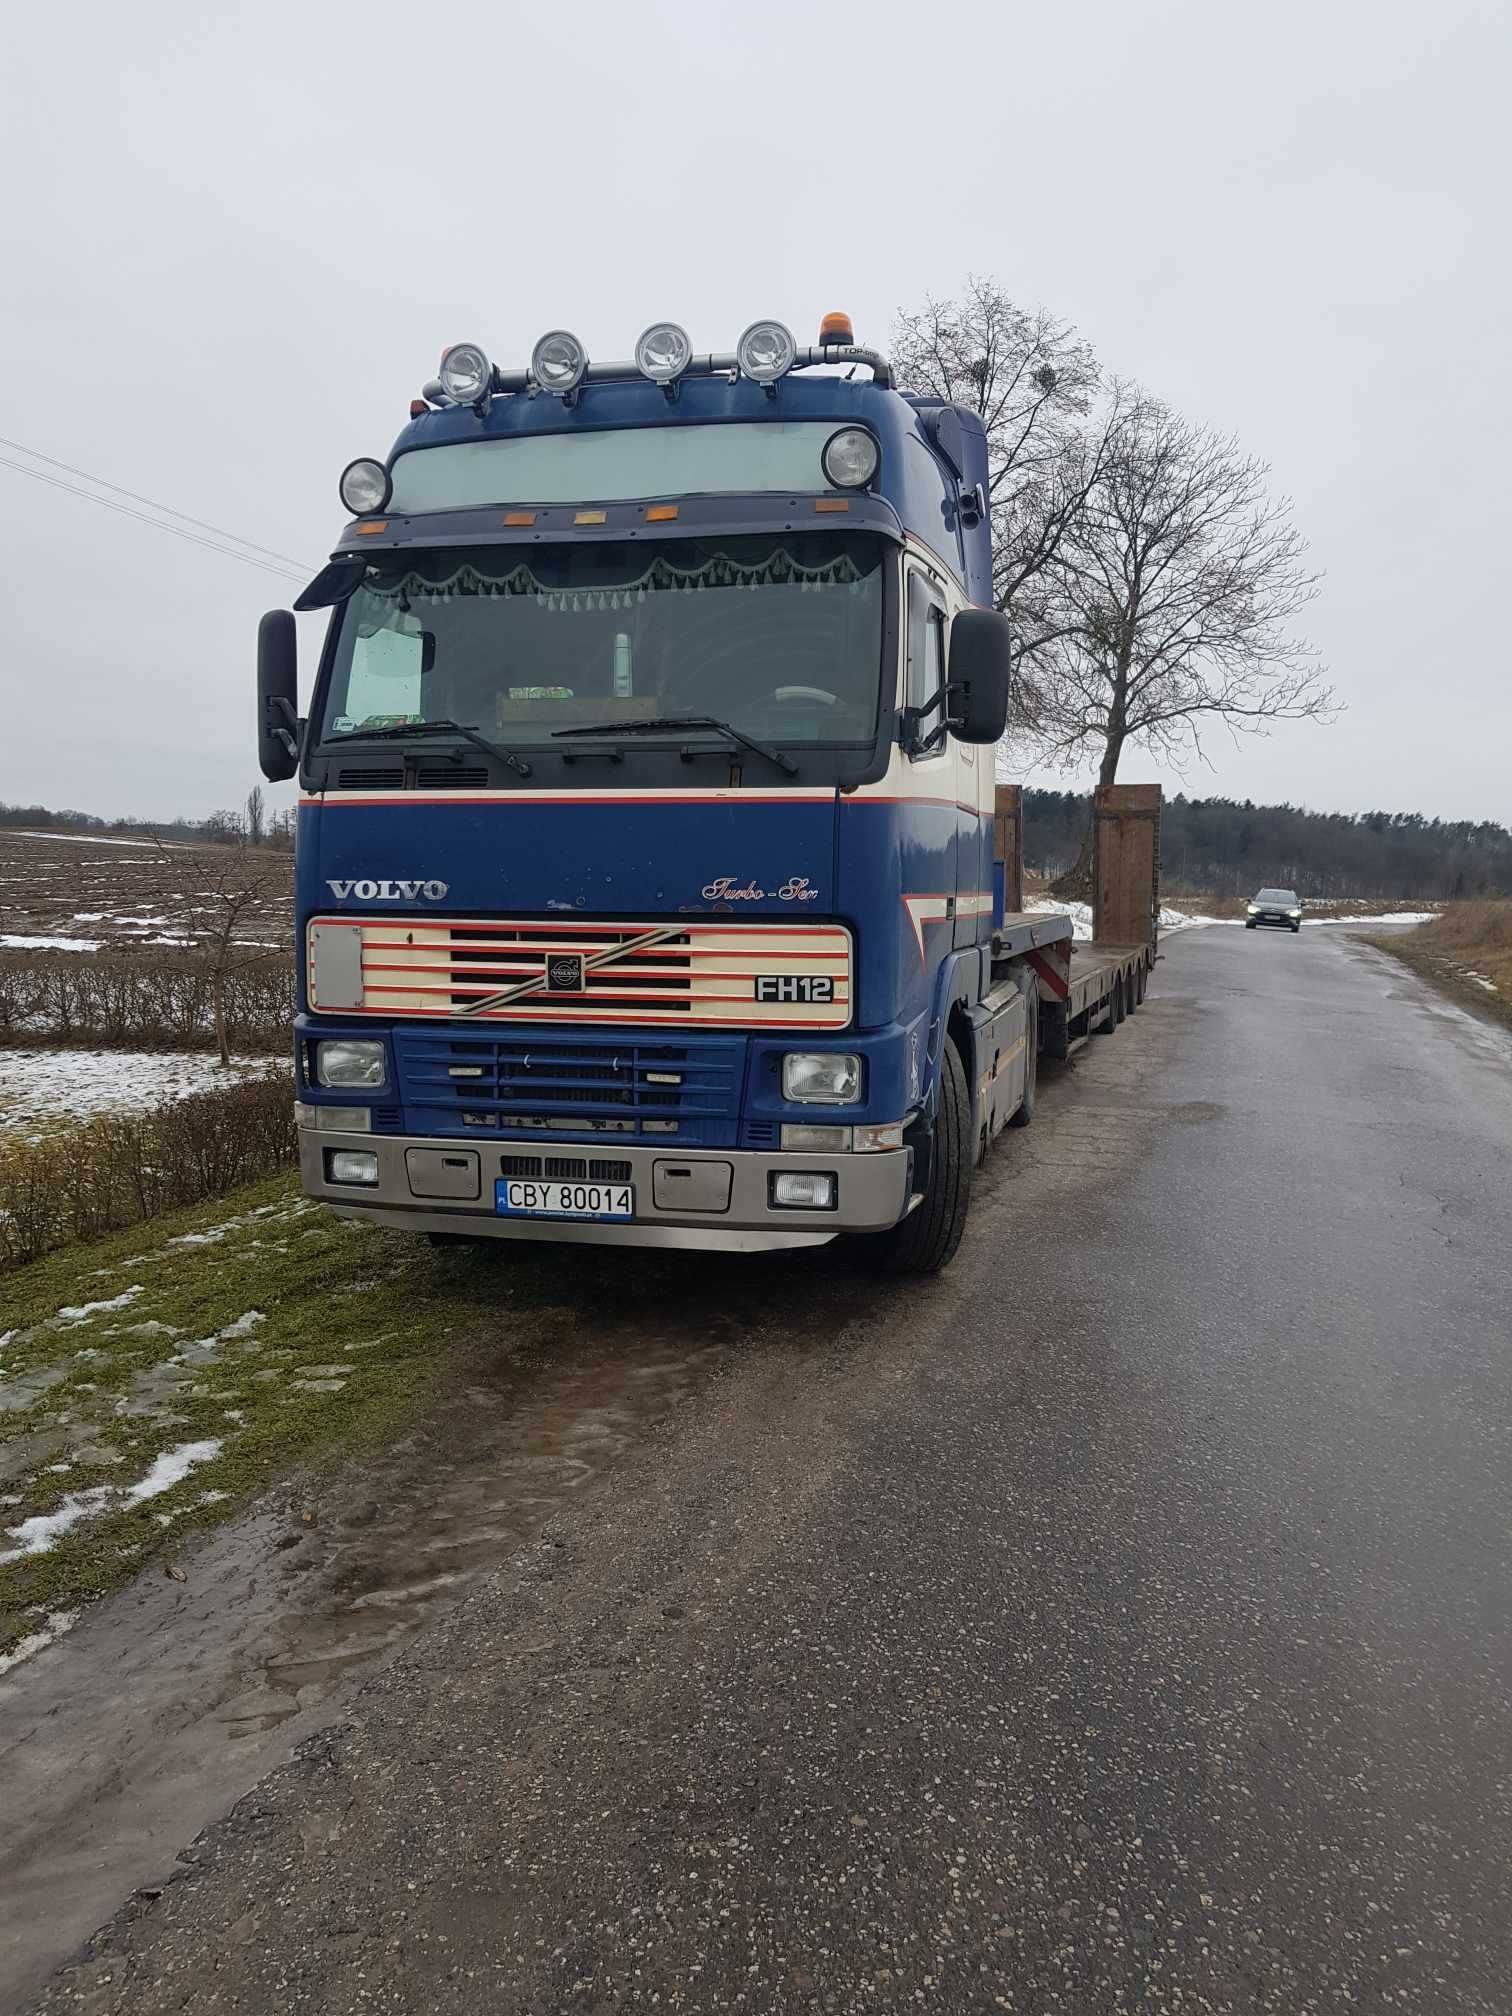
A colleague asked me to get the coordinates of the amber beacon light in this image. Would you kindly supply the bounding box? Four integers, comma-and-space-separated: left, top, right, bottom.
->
819, 310, 855, 344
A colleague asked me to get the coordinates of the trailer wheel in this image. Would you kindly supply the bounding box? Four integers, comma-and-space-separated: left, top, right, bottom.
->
1113, 976, 1126, 1026
873, 1039, 972, 1275
1009, 975, 1038, 1127
1135, 959, 1148, 1006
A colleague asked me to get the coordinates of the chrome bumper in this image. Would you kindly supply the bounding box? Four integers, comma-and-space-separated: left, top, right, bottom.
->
299, 1129, 913, 1252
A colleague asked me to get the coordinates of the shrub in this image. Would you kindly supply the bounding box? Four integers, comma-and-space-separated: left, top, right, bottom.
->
0, 1071, 296, 1271
0, 950, 293, 1054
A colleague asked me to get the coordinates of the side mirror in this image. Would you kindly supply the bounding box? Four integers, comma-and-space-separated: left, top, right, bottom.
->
947, 609, 1011, 745
257, 611, 300, 782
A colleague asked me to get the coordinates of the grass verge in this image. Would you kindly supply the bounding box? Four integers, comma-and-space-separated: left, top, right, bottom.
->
1360, 903, 1512, 1034
0, 1173, 517, 1655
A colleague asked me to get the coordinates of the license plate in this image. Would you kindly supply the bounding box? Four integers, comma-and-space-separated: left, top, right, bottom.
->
495, 1179, 634, 1221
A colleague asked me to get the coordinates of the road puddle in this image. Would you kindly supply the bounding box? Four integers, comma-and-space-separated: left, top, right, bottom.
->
0, 1282, 747, 2004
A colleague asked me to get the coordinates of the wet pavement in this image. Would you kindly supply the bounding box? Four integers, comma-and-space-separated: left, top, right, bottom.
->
8, 923, 1512, 2013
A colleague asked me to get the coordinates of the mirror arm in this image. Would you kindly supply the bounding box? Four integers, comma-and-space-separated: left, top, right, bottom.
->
901, 683, 964, 755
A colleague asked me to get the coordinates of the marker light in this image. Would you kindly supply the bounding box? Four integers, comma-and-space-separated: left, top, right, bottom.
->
339, 459, 390, 516
438, 342, 493, 405
821, 427, 879, 488
635, 321, 693, 384
532, 329, 589, 394
736, 319, 797, 384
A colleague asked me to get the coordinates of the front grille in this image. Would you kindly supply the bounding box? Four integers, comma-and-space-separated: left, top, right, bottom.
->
308, 913, 852, 1030
395, 1028, 746, 1147
415, 764, 490, 788
498, 1155, 634, 1182
336, 766, 404, 790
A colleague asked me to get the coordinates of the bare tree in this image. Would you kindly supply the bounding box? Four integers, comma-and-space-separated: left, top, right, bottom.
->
1034, 390, 1334, 887
159, 839, 289, 1066
202, 809, 245, 846
245, 784, 265, 848
891, 277, 1108, 734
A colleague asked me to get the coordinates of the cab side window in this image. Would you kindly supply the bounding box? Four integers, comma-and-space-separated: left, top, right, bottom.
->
905, 572, 947, 753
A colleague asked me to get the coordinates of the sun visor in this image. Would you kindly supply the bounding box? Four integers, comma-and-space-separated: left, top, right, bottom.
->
294, 559, 367, 612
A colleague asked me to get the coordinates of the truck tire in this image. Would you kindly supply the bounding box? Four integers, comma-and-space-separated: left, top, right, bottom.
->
874, 1039, 972, 1275
1009, 974, 1038, 1127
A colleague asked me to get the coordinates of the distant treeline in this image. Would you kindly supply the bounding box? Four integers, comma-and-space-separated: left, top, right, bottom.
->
1025, 791, 1512, 900
0, 794, 292, 848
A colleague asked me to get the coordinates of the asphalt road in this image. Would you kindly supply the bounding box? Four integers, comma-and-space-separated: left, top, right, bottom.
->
23, 925, 1512, 2014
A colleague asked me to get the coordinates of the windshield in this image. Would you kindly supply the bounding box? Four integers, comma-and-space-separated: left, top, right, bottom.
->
318, 533, 886, 749
1256, 889, 1298, 904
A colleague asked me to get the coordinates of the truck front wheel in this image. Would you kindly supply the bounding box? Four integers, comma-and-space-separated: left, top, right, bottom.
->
872, 1039, 972, 1276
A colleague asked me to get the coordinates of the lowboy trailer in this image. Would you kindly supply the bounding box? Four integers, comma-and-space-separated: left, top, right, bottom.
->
257, 311, 1160, 1273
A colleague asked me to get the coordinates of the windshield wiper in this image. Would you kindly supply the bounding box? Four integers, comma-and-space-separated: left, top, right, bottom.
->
328, 719, 532, 779
552, 716, 797, 776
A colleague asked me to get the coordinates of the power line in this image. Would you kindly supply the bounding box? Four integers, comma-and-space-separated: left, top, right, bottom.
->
0, 454, 308, 585
0, 432, 311, 571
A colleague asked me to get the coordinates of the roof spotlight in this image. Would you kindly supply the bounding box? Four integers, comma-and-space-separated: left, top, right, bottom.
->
635, 321, 693, 385
736, 319, 797, 385
339, 457, 391, 516
438, 342, 493, 406
531, 329, 589, 395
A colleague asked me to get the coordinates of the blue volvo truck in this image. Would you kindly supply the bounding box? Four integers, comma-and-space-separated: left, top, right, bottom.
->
257, 313, 1152, 1272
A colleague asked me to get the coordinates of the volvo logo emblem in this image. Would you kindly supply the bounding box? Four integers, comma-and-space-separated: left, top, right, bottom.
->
547, 954, 585, 993
326, 878, 448, 901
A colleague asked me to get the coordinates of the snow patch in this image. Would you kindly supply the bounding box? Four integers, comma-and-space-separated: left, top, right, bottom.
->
0, 1439, 222, 1563
0, 933, 102, 952
0, 1049, 288, 1131
1315, 911, 1437, 927
0, 1609, 80, 1677
53, 1286, 145, 1325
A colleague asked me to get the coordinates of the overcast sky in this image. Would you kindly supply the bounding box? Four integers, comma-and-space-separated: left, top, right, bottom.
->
1, 0, 1505, 825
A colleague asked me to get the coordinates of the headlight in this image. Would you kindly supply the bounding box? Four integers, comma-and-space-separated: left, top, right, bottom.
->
1289, 908, 1302, 919
821, 427, 879, 488
326, 1149, 379, 1186
1246, 904, 1258, 914
531, 329, 588, 395
736, 319, 797, 384
339, 458, 390, 516
771, 1171, 836, 1210
316, 1039, 386, 1090
635, 321, 692, 385
438, 342, 493, 405
782, 1053, 861, 1103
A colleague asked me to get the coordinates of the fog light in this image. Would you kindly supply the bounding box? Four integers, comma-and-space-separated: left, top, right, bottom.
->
782, 1052, 861, 1103
326, 1149, 379, 1186
781, 1123, 852, 1151
772, 1171, 835, 1210
316, 1039, 386, 1089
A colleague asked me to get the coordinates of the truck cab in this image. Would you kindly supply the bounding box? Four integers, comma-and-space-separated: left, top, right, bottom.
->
258, 315, 1030, 1271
